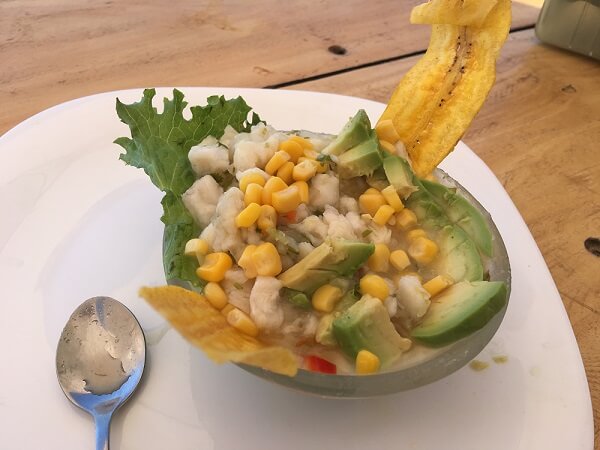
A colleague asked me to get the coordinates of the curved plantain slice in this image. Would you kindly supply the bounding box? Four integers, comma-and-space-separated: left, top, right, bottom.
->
411, 0, 498, 27
380, 0, 510, 177
139, 286, 298, 376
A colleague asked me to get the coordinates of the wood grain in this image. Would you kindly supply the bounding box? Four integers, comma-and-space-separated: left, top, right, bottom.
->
291, 28, 600, 446
0, 0, 538, 135
6, 0, 597, 446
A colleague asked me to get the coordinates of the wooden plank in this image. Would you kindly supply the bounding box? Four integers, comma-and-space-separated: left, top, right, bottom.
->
291, 28, 600, 444
0, 0, 538, 135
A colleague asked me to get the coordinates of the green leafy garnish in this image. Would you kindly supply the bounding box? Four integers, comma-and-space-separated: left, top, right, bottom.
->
115, 88, 262, 285
362, 229, 373, 237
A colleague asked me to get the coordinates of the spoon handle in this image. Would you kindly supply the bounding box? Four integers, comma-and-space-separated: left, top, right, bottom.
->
94, 413, 112, 450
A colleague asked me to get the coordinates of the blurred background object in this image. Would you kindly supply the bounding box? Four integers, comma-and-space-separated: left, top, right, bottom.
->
536, 0, 600, 59
517, 0, 545, 6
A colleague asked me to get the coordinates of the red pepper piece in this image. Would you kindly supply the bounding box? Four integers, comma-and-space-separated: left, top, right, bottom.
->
285, 210, 297, 223
304, 355, 337, 374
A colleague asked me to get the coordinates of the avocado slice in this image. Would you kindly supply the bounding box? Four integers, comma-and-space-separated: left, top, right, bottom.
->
336, 132, 383, 178
405, 184, 483, 282
321, 109, 372, 156
335, 288, 360, 312
316, 289, 359, 345
383, 155, 418, 199
421, 180, 493, 257
322, 240, 375, 274
278, 240, 374, 294
315, 314, 337, 346
405, 184, 448, 228
431, 225, 484, 282
411, 281, 507, 347
333, 295, 411, 367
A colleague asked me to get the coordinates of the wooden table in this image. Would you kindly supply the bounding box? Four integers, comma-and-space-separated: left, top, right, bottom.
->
2, 1, 598, 446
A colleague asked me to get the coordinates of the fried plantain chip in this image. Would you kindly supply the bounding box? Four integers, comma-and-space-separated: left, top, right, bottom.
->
411, 0, 498, 27
380, 0, 510, 177
139, 286, 298, 376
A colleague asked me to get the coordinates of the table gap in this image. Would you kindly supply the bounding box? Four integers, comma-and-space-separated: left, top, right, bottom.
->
267, 24, 537, 90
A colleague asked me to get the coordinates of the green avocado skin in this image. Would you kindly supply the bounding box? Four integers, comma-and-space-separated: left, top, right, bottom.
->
411, 281, 507, 347
421, 179, 493, 257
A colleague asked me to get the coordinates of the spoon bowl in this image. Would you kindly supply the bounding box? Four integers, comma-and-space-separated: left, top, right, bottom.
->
56, 296, 146, 450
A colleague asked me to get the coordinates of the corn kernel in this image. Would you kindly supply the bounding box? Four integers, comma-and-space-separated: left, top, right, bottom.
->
381, 185, 404, 212
227, 308, 259, 337
251, 242, 282, 276
298, 155, 325, 172
408, 237, 439, 265
359, 274, 389, 301
244, 183, 263, 206
368, 244, 390, 272
292, 159, 317, 181
379, 140, 396, 154
261, 176, 288, 205
364, 188, 380, 196
293, 181, 309, 203
277, 161, 295, 185
315, 162, 327, 173
396, 208, 418, 230
265, 151, 291, 175
184, 238, 210, 257
375, 119, 401, 144
390, 249, 411, 271
257, 204, 277, 232
303, 149, 319, 160
203, 282, 228, 309
220, 303, 235, 316
359, 193, 387, 217
423, 275, 453, 297
235, 202, 261, 228
279, 139, 304, 163
271, 185, 301, 214
239, 173, 267, 192
238, 245, 258, 278
356, 349, 381, 374
289, 135, 314, 150
305, 153, 328, 172
406, 228, 427, 242
373, 205, 395, 226
311, 284, 343, 313
196, 252, 233, 282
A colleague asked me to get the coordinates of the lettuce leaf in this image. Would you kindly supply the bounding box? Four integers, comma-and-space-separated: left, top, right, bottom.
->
115, 88, 262, 285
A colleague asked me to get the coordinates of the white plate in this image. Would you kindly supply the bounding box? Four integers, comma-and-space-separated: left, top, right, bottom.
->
0, 88, 593, 450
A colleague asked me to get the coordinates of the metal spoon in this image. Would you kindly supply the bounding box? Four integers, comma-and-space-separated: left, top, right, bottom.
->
56, 297, 146, 450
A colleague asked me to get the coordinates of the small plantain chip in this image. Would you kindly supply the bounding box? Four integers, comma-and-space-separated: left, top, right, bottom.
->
139, 286, 298, 376
380, 0, 511, 177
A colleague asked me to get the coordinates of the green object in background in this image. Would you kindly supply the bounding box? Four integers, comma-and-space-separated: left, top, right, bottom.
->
536, 0, 600, 60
